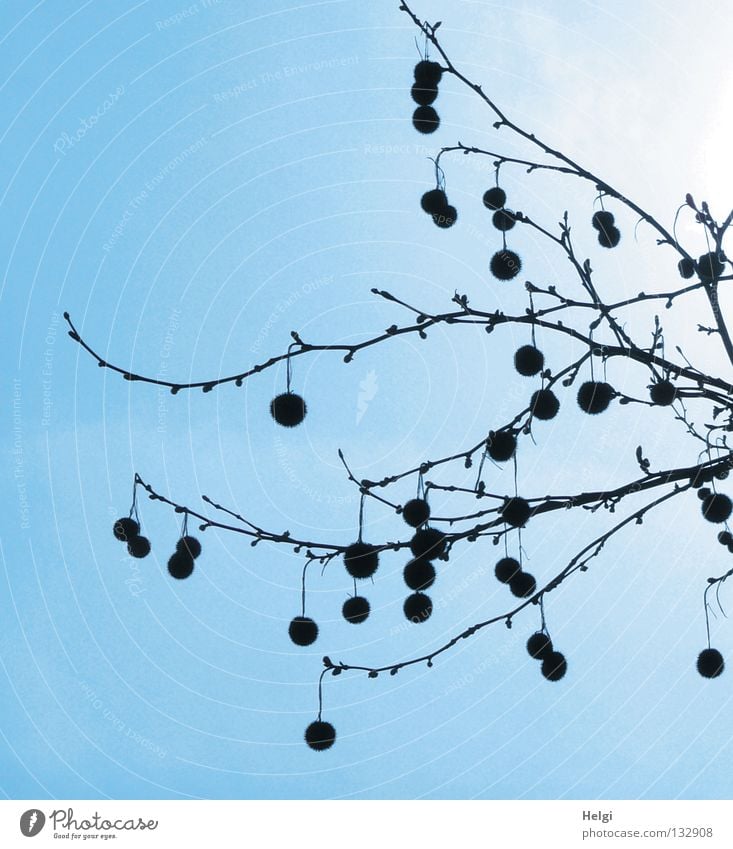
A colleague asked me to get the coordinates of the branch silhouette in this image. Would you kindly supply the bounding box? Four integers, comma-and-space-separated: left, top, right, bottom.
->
90, 2, 733, 749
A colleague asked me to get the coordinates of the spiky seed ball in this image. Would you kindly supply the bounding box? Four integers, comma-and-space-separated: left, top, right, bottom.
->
403, 592, 433, 623
288, 615, 318, 646
697, 487, 712, 500
494, 557, 521, 584
591, 210, 615, 232
541, 651, 567, 681
414, 59, 442, 86
577, 381, 614, 415
697, 648, 724, 678
530, 388, 560, 420
168, 550, 194, 580
403, 558, 436, 590
113, 517, 139, 541
342, 595, 370, 624
411, 82, 439, 106
697, 252, 724, 280
690, 470, 706, 488
649, 380, 677, 406
343, 541, 379, 579
433, 205, 457, 228
701, 493, 733, 523
486, 430, 516, 462
501, 496, 532, 528
527, 631, 553, 660
482, 187, 506, 210
127, 536, 151, 559
514, 345, 544, 377
176, 535, 202, 559
409, 528, 447, 559
402, 498, 431, 527
305, 720, 336, 751
421, 188, 448, 215
717, 530, 732, 546
492, 209, 516, 231
597, 226, 621, 248
270, 392, 307, 427
678, 257, 695, 279
490, 249, 522, 280
509, 570, 537, 598
412, 105, 440, 134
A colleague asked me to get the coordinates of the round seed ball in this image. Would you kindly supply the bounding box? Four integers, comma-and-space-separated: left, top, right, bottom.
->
490, 249, 522, 280
270, 392, 307, 427
409, 528, 447, 559
433, 205, 457, 228
514, 344, 545, 377
717, 530, 732, 546
403, 558, 436, 591
288, 616, 318, 646
591, 210, 615, 231
342, 595, 370, 624
482, 187, 506, 210
492, 208, 517, 232
541, 651, 567, 681
701, 493, 732, 523
176, 535, 202, 559
113, 517, 139, 541
412, 105, 440, 134
343, 542, 379, 579
494, 557, 521, 584
168, 550, 194, 580
403, 592, 433, 623
527, 631, 553, 660
486, 430, 516, 462
127, 536, 151, 559
677, 257, 695, 279
501, 496, 532, 528
509, 570, 537, 598
402, 498, 431, 528
530, 388, 560, 420
421, 188, 448, 215
305, 720, 336, 751
597, 226, 621, 248
649, 380, 677, 406
697, 252, 725, 280
411, 82, 438, 106
414, 60, 442, 86
697, 648, 724, 678
577, 381, 614, 415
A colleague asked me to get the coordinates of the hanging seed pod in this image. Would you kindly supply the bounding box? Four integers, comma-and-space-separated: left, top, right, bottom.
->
343, 542, 379, 579
342, 595, 370, 624
305, 720, 336, 751
270, 392, 307, 427
490, 249, 522, 280
412, 105, 440, 134
402, 498, 431, 527
113, 517, 139, 541
482, 187, 506, 210
577, 381, 614, 415
288, 616, 319, 646
514, 345, 544, 377
413, 60, 442, 86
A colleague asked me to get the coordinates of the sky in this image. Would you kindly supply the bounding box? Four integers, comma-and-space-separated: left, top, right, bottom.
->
2, 0, 733, 800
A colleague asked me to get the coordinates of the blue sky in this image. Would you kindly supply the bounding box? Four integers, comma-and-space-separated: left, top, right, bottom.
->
2, 0, 733, 799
